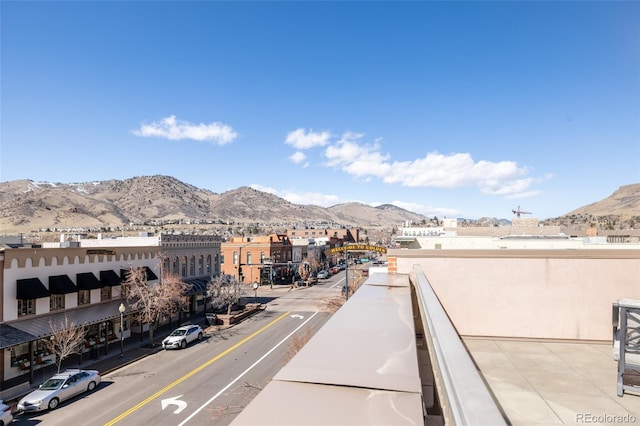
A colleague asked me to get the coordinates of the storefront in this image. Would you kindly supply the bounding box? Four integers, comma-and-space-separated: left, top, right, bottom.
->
0, 300, 132, 388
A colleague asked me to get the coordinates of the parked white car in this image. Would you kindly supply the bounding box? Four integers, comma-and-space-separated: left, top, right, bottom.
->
17, 369, 100, 412
317, 270, 329, 279
162, 324, 204, 350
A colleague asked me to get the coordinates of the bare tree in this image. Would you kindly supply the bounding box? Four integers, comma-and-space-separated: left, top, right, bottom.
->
208, 274, 248, 315
45, 315, 84, 373
285, 326, 313, 362
298, 256, 319, 285
121, 263, 191, 347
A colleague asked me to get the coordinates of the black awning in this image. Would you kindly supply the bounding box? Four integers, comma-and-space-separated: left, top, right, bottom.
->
183, 279, 208, 295
49, 275, 77, 294
120, 266, 158, 282
144, 266, 158, 281
76, 272, 103, 290
16, 278, 50, 299
100, 270, 122, 287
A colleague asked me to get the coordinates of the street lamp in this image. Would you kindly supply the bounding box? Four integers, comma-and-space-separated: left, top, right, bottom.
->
118, 302, 126, 359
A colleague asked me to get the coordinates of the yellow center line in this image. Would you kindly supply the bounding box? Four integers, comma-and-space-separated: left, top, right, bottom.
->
104, 310, 292, 426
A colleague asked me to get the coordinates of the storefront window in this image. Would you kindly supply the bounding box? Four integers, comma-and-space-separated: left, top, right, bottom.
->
10, 343, 30, 369
50, 294, 65, 311
101, 286, 112, 301
17, 299, 35, 317
78, 290, 91, 305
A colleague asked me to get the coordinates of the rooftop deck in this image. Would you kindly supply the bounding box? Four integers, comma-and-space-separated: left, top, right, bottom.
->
465, 338, 640, 425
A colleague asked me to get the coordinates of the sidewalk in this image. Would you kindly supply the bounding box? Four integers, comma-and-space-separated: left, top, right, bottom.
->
1, 317, 202, 408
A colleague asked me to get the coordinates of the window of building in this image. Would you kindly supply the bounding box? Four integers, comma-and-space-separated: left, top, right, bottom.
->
181, 256, 187, 277
50, 294, 65, 311
18, 299, 35, 317
199, 255, 204, 275
173, 257, 179, 275
247, 252, 252, 265
101, 286, 112, 301
233, 251, 238, 265
190, 256, 196, 276
78, 289, 91, 305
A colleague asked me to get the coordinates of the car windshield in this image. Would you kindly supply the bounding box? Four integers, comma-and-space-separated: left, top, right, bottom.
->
40, 378, 65, 390
169, 329, 187, 337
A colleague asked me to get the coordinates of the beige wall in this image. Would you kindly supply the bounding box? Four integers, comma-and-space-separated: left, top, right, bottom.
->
390, 249, 640, 341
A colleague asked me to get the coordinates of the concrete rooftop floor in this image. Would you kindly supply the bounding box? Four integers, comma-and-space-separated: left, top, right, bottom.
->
464, 338, 640, 425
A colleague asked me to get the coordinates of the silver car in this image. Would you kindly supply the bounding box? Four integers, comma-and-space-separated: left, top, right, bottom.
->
162, 324, 204, 350
17, 369, 100, 412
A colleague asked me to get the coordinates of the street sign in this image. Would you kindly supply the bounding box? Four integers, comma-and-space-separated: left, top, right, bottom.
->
329, 244, 387, 254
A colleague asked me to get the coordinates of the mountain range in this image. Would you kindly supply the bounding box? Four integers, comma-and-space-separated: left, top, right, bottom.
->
0, 176, 638, 235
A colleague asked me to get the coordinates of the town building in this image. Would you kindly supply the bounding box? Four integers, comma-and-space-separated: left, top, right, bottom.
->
220, 233, 294, 286
0, 233, 222, 397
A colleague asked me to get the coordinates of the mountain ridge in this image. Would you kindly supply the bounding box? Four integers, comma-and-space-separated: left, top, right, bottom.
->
0, 175, 428, 233
0, 176, 638, 234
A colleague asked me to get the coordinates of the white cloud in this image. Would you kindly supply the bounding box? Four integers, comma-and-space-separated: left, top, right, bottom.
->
321, 132, 535, 197
281, 190, 341, 207
250, 184, 278, 195
250, 184, 340, 207
283, 127, 544, 200
289, 151, 307, 164
132, 115, 237, 145
285, 128, 331, 149
388, 200, 462, 218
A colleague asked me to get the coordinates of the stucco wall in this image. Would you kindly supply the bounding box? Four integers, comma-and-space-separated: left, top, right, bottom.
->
2, 247, 158, 322
389, 249, 640, 341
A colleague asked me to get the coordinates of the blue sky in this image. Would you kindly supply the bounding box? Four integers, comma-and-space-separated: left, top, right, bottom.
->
2, 1, 639, 220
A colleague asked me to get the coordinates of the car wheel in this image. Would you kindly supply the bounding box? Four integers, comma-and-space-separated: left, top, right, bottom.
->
87, 381, 96, 392
181, 340, 186, 349
48, 398, 60, 410
198, 332, 203, 341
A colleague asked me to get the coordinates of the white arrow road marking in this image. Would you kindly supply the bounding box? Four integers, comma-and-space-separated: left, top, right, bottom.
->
178, 311, 319, 426
161, 395, 187, 414
290, 314, 304, 319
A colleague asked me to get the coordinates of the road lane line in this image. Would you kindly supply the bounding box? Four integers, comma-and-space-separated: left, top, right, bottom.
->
178, 311, 320, 426
104, 310, 292, 426
331, 276, 345, 288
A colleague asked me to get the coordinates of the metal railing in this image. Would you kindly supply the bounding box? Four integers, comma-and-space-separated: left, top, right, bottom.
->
412, 265, 507, 425
232, 267, 507, 425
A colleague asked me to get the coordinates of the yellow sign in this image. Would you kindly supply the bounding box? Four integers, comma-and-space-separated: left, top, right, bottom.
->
329, 244, 387, 254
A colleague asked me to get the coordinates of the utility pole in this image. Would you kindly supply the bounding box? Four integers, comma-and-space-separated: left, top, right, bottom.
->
344, 244, 349, 301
